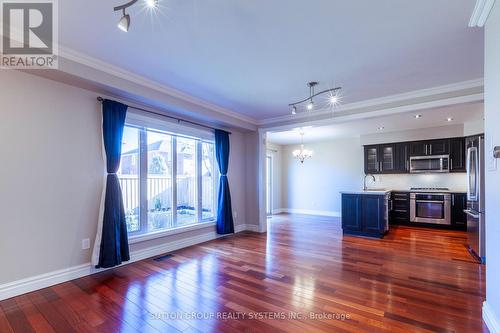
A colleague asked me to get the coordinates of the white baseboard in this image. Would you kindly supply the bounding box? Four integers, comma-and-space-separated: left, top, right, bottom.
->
272, 208, 285, 214
280, 208, 340, 217
0, 226, 258, 301
0, 232, 217, 301
484, 301, 500, 333
234, 224, 261, 233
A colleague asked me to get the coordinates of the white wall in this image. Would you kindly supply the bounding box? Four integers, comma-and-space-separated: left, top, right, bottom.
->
0, 70, 254, 286
484, 2, 500, 330
281, 138, 364, 215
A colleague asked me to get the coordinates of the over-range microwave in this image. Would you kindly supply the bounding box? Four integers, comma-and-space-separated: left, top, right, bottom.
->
409, 155, 450, 173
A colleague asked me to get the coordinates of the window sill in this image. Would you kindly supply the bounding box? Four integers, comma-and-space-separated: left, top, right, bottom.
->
128, 221, 216, 245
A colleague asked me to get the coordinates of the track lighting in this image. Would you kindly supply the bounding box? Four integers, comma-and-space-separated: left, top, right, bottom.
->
114, 0, 158, 32
117, 9, 130, 32
289, 81, 341, 116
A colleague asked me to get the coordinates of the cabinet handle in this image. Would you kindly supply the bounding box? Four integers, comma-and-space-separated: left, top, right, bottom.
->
430, 145, 432, 155
452, 194, 455, 206
450, 158, 453, 170
425, 145, 428, 155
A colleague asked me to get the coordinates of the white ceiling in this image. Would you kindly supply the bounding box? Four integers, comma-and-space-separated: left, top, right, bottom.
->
267, 102, 484, 145
58, 1, 483, 121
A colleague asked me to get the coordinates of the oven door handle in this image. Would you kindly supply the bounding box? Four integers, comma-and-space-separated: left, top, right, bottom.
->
464, 209, 480, 219
416, 200, 444, 204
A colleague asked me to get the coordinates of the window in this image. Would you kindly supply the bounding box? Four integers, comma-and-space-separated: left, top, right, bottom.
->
117, 115, 217, 237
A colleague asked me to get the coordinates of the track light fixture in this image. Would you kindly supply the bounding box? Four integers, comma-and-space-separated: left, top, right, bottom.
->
114, 0, 158, 32
289, 82, 342, 115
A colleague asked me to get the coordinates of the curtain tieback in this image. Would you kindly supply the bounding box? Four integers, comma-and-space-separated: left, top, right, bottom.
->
107, 172, 118, 175
221, 174, 228, 177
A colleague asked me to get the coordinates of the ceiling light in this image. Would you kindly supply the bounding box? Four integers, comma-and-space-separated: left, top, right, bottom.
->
145, 0, 158, 8
292, 131, 313, 164
378, 126, 385, 131
447, 117, 453, 122
118, 10, 130, 32
289, 81, 342, 116
114, 0, 159, 31
414, 114, 422, 119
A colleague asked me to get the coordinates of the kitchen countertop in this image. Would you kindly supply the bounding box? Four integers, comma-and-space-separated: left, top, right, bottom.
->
340, 190, 391, 195
341, 189, 467, 195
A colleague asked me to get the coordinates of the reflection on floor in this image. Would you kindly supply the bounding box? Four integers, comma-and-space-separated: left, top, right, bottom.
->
0, 214, 487, 332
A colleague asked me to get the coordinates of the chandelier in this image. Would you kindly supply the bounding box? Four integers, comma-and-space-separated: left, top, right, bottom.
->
293, 131, 313, 164
289, 82, 342, 115
114, 0, 159, 32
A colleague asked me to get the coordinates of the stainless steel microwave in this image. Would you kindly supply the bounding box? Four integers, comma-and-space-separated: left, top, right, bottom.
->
409, 155, 450, 173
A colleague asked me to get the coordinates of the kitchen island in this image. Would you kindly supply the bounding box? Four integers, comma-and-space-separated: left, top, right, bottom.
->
340, 190, 391, 238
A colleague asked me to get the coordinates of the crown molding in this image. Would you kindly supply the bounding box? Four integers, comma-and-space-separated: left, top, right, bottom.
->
469, 0, 496, 27
258, 79, 484, 126
58, 46, 258, 126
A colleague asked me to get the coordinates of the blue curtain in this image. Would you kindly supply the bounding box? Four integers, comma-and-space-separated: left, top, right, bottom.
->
97, 99, 130, 268
215, 130, 234, 234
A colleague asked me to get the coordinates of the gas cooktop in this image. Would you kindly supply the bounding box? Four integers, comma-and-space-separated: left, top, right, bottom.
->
410, 187, 450, 192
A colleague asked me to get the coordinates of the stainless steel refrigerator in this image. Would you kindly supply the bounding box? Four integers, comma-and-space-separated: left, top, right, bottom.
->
465, 135, 486, 263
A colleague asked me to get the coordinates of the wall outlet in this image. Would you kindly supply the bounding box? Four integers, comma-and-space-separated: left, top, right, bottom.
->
233, 211, 238, 219
82, 238, 90, 250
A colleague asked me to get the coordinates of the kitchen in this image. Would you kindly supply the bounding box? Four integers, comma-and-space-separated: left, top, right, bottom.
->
341, 134, 485, 263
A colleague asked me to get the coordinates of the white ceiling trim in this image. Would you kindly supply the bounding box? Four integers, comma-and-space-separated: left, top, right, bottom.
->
263, 93, 483, 134
58, 46, 258, 125
469, 0, 496, 27
258, 78, 484, 126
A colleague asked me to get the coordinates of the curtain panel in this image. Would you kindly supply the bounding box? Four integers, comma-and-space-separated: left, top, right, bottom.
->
92, 99, 130, 268
215, 130, 234, 234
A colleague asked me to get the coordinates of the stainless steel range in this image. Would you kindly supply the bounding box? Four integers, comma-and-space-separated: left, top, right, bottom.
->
410, 187, 451, 225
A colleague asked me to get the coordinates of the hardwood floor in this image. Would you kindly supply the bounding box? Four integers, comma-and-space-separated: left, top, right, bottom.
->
0, 214, 488, 333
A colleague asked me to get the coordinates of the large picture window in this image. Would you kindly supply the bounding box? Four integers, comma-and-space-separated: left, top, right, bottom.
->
117, 116, 217, 237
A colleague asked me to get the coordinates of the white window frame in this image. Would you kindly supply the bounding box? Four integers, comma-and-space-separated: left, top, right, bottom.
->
120, 111, 218, 243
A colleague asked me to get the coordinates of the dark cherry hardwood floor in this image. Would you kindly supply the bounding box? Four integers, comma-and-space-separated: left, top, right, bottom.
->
0, 214, 488, 333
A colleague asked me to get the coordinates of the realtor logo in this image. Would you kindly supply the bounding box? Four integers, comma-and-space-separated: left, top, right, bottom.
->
1, 0, 58, 69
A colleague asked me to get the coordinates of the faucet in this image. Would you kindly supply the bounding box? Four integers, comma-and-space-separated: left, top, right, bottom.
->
364, 174, 376, 191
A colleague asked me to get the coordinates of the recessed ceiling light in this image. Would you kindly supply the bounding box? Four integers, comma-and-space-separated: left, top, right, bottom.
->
414, 114, 422, 119
378, 126, 385, 131
447, 117, 453, 122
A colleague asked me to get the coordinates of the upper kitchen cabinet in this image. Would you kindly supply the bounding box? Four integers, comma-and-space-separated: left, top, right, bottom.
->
449, 137, 466, 172
364, 144, 397, 174
394, 143, 409, 173
364, 145, 379, 173
409, 139, 449, 156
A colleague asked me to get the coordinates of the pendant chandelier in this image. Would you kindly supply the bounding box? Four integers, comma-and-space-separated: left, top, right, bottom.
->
293, 131, 313, 164
289, 82, 342, 115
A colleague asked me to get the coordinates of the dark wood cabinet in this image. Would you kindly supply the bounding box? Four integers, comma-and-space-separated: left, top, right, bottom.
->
394, 143, 409, 173
364, 145, 379, 174
341, 194, 361, 231
451, 193, 467, 230
390, 192, 410, 224
450, 137, 466, 172
410, 141, 428, 156
364, 136, 465, 174
409, 139, 449, 157
364, 144, 397, 174
342, 193, 388, 237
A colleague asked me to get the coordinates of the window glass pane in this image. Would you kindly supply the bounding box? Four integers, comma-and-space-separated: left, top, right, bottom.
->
147, 130, 173, 232
177, 137, 197, 226
202, 142, 215, 220
119, 126, 140, 233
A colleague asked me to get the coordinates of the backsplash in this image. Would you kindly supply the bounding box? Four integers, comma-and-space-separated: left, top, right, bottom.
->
368, 173, 467, 192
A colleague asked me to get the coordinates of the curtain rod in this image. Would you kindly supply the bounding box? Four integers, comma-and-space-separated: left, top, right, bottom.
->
97, 97, 231, 135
